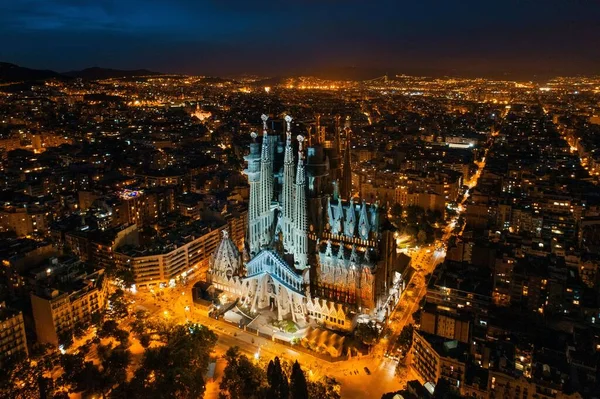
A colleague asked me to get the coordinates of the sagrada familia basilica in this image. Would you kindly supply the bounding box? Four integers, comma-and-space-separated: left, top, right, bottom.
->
208, 114, 409, 331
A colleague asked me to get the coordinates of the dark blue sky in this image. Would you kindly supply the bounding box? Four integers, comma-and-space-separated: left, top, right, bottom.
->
1, 0, 599, 77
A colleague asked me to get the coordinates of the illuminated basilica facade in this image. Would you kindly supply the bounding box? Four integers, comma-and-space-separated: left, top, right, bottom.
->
208, 114, 409, 330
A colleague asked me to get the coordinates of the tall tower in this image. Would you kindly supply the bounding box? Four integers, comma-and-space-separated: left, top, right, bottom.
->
335, 115, 342, 157
293, 135, 308, 270
246, 115, 275, 256
282, 115, 296, 254
258, 114, 275, 250
330, 114, 343, 183
244, 131, 262, 255
259, 114, 273, 217
315, 114, 325, 144
341, 117, 353, 200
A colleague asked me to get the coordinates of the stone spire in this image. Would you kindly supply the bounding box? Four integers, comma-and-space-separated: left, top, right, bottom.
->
332, 180, 340, 201
211, 229, 242, 280
244, 130, 262, 255
335, 114, 342, 157
358, 200, 371, 240
259, 114, 273, 216
293, 135, 308, 270
246, 114, 275, 256
341, 117, 353, 200
315, 113, 324, 144
282, 115, 295, 253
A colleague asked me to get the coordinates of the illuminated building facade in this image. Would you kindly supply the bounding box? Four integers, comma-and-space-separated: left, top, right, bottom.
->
0, 302, 28, 365
210, 114, 409, 328
31, 269, 108, 346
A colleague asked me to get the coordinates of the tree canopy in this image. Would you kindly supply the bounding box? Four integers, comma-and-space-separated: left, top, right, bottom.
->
219, 346, 267, 399
289, 361, 309, 399
123, 323, 217, 399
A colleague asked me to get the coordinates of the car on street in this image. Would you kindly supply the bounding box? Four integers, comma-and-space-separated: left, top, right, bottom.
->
364, 367, 371, 375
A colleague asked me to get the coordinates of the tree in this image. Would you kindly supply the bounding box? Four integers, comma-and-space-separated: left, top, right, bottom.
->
289, 361, 309, 399
109, 289, 129, 318
405, 225, 418, 238
115, 268, 136, 289
390, 203, 403, 226
90, 311, 104, 328
397, 324, 414, 350
114, 328, 130, 345
395, 361, 408, 380
73, 322, 87, 340
266, 357, 289, 399
101, 345, 131, 389
412, 309, 422, 325
131, 309, 149, 335
125, 323, 217, 399
220, 346, 266, 399
406, 205, 423, 225
417, 229, 427, 244
307, 377, 341, 399
139, 333, 151, 348
0, 358, 46, 398
99, 319, 118, 338
58, 330, 73, 350
355, 322, 379, 345
60, 353, 107, 396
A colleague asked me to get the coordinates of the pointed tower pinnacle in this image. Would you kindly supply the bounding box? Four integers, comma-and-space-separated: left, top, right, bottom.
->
315, 113, 324, 144
332, 180, 340, 201
247, 114, 275, 254
341, 118, 353, 200
244, 130, 262, 255
211, 229, 242, 282
293, 135, 308, 270
305, 125, 312, 147
335, 115, 342, 156
259, 114, 273, 216
282, 115, 295, 253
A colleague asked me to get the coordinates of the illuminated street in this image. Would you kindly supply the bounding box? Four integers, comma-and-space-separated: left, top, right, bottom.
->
116, 145, 490, 398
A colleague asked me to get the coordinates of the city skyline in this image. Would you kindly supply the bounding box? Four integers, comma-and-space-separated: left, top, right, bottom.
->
1, 0, 600, 78
2, 2, 600, 398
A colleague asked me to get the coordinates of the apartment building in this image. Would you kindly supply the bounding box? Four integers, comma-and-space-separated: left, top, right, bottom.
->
0, 302, 28, 365
31, 269, 108, 346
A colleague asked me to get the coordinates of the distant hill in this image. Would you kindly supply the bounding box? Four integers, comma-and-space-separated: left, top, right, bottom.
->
308, 66, 389, 81
64, 67, 162, 80
250, 76, 288, 87
0, 62, 64, 83
199, 76, 238, 84
0, 63, 163, 84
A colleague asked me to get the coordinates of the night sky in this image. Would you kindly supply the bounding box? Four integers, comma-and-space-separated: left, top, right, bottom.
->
1, 0, 600, 78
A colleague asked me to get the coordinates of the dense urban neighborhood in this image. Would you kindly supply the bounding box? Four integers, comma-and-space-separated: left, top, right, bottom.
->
1, 66, 600, 398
